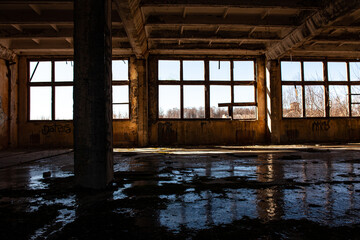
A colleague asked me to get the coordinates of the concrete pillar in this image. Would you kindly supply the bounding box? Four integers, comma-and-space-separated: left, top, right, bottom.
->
266, 60, 282, 144
136, 59, 148, 147
73, 0, 113, 189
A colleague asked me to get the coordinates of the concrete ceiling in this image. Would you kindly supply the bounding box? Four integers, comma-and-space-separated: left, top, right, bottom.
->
0, 0, 359, 58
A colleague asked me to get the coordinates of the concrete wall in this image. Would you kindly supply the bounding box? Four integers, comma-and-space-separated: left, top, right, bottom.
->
0, 58, 18, 150
148, 56, 267, 146
267, 60, 360, 144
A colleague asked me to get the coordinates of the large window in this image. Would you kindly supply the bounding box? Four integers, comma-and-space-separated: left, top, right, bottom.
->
158, 59, 257, 120
28, 59, 130, 121
281, 60, 360, 118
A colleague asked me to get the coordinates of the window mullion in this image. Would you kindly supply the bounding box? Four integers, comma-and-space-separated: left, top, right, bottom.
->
180, 60, 184, 119
324, 61, 330, 117
205, 60, 210, 119
301, 61, 305, 118
51, 61, 55, 120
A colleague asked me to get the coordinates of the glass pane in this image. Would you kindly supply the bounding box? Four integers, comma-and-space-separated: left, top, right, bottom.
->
210, 85, 231, 118
234, 86, 255, 103
281, 61, 301, 81
304, 61, 323, 81
113, 104, 129, 119
305, 85, 325, 117
282, 85, 303, 118
350, 62, 360, 81
112, 85, 129, 104
55, 86, 73, 120
233, 106, 256, 120
184, 85, 205, 118
329, 85, 349, 117
158, 60, 180, 81
183, 60, 204, 81
328, 62, 347, 81
30, 87, 52, 120
210, 61, 230, 81
113, 60, 128, 80
159, 85, 180, 118
234, 61, 255, 81
351, 86, 360, 117
30, 61, 51, 82
55, 61, 73, 82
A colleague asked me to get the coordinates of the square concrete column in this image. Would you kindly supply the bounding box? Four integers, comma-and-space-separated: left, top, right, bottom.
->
73, 0, 113, 189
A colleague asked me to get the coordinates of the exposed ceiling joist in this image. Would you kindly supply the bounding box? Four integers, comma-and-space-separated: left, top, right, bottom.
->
145, 15, 299, 28
114, 0, 147, 58
0, 44, 16, 61
0, 28, 127, 39
266, 0, 360, 60
140, 0, 323, 10
29, 4, 42, 15
149, 49, 264, 55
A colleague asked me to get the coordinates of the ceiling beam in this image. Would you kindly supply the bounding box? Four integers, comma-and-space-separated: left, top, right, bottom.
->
0, 28, 127, 39
0, 10, 122, 24
140, 0, 323, 10
149, 49, 264, 55
145, 15, 299, 28
114, 0, 147, 58
266, 0, 360, 60
0, 44, 16, 61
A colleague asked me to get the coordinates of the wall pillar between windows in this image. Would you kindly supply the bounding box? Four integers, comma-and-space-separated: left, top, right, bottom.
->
266, 60, 281, 144
135, 59, 148, 146
73, 0, 113, 189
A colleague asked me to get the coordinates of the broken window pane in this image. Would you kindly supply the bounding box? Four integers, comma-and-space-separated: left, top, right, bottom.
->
55, 61, 73, 82
210, 85, 231, 118
304, 61, 323, 81
55, 86, 73, 120
158, 60, 180, 81
328, 62, 347, 81
30, 86, 52, 120
112, 60, 129, 80
281, 61, 301, 81
329, 85, 349, 117
305, 85, 325, 117
184, 85, 205, 118
210, 61, 230, 81
233, 61, 255, 81
234, 86, 255, 103
183, 60, 204, 81
113, 104, 129, 119
351, 86, 360, 117
159, 85, 180, 118
282, 85, 303, 118
30, 61, 51, 82
233, 106, 256, 120
350, 62, 360, 81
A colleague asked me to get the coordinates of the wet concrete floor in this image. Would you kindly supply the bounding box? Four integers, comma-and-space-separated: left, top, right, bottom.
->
1, 145, 360, 239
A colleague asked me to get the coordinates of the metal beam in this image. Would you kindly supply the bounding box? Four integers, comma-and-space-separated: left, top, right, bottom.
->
266, 0, 360, 60
114, 0, 147, 58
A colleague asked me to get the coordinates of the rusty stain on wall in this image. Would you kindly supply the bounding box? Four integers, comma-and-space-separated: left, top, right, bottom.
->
158, 122, 177, 145
0, 96, 6, 126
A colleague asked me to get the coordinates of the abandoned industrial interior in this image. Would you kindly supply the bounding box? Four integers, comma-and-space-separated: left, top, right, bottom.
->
1, 0, 360, 239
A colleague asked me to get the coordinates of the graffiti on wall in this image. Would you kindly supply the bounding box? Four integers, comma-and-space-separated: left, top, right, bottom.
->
41, 124, 72, 135
312, 120, 330, 132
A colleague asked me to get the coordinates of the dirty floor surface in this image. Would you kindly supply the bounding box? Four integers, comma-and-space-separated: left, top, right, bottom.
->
1, 145, 360, 239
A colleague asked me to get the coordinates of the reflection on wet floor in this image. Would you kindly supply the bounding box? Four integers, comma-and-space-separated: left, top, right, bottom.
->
1, 146, 360, 239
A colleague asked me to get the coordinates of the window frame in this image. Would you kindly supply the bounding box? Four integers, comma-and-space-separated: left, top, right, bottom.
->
27, 58, 131, 122
281, 60, 360, 119
157, 58, 258, 120
112, 58, 131, 121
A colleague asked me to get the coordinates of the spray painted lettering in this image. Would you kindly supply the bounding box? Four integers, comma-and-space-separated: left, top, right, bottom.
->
42, 124, 71, 135
312, 120, 330, 132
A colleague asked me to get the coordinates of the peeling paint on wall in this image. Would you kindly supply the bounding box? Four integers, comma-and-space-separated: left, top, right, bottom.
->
0, 96, 7, 126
